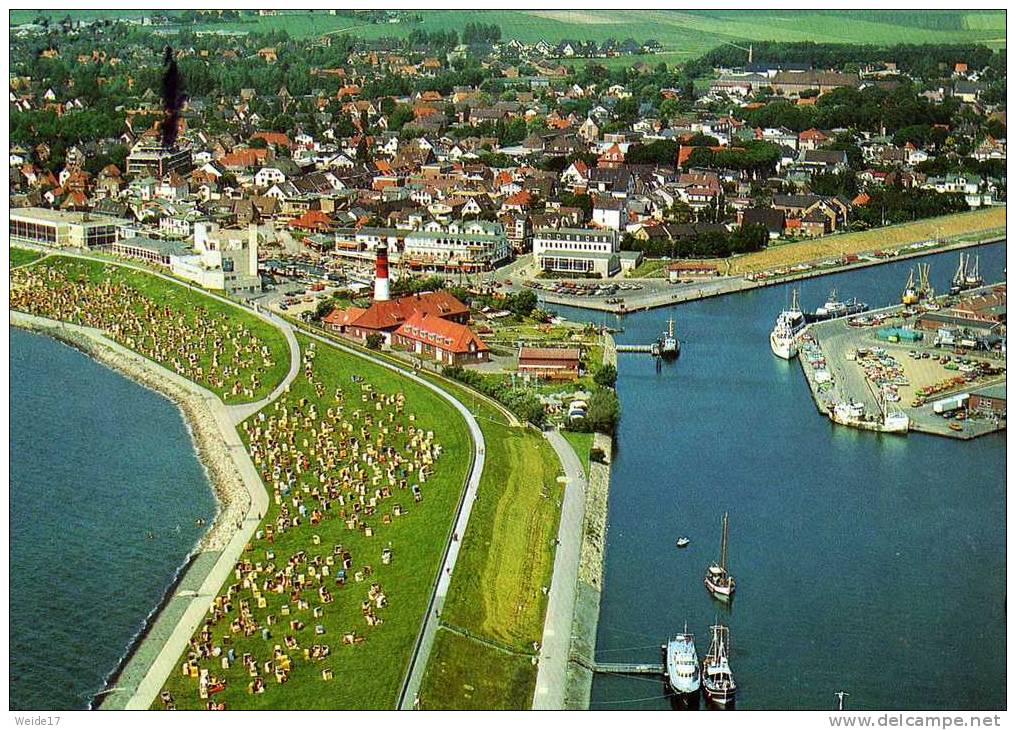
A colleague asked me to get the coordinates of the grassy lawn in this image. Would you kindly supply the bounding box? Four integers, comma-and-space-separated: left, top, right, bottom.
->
561, 430, 594, 479
157, 333, 471, 709
418, 629, 538, 710
11, 256, 290, 404
440, 421, 562, 649
10, 247, 44, 267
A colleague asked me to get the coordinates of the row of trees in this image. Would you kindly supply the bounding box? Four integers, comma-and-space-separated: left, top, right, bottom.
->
441, 365, 546, 427
621, 224, 769, 259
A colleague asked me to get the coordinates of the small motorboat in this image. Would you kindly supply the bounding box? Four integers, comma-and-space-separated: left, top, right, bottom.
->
676, 537, 691, 548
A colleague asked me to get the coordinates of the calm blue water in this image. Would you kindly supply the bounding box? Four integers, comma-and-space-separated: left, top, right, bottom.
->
9, 328, 217, 710
550, 242, 1007, 711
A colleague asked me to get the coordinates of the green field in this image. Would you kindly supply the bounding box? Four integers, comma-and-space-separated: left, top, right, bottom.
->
11, 256, 290, 404
10, 246, 44, 268
561, 430, 594, 479
418, 628, 538, 710
157, 333, 471, 709
12, 10, 1005, 52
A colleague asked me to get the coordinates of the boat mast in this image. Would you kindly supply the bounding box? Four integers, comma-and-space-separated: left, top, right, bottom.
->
668, 317, 675, 339
719, 512, 729, 572
954, 253, 965, 287
791, 288, 799, 312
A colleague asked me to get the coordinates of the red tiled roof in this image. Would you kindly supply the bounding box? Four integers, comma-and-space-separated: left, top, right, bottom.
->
351, 291, 469, 332
289, 209, 333, 231
322, 307, 366, 328
394, 311, 487, 354
519, 347, 580, 362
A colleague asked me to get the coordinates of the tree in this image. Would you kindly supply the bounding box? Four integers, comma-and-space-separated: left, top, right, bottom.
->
593, 363, 617, 388
365, 333, 384, 350
314, 299, 335, 321
509, 289, 538, 318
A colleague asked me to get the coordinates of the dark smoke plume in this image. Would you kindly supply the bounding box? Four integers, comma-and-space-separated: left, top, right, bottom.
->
160, 45, 183, 149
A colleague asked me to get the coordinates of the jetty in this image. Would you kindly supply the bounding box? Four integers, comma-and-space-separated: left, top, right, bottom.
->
615, 344, 655, 354
592, 662, 666, 676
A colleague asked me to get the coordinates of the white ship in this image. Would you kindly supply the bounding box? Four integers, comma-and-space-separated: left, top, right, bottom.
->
660, 317, 680, 359
665, 626, 700, 696
702, 623, 737, 706
770, 289, 806, 359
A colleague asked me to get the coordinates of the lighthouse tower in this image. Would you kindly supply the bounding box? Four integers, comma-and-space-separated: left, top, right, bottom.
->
373, 245, 391, 302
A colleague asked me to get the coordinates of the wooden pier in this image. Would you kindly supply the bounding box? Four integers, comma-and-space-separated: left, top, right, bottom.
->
593, 662, 666, 675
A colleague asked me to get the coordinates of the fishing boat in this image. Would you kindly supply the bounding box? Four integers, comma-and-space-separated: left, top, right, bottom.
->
804, 289, 869, 322
664, 626, 700, 696
769, 289, 806, 359
950, 252, 984, 294
901, 268, 919, 305
676, 537, 691, 548
660, 317, 680, 359
701, 623, 737, 706
704, 512, 735, 600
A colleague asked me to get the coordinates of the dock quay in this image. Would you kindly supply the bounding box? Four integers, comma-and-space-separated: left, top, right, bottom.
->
796, 283, 1006, 440
592, 662, 665, 676
615, 344, 656, 354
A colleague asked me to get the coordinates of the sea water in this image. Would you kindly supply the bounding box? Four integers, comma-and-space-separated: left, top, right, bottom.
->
550, 241, 1006, 710
9, 328, 217, 710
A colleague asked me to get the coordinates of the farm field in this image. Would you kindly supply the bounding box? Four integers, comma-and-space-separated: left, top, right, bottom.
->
12, 10, 1005, 52
157, 333, 472, 709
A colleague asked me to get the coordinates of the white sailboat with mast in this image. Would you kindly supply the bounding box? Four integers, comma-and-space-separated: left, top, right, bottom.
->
704, 512, 735, 600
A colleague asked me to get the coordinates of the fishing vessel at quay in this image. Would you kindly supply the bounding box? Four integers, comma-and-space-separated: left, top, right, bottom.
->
769, 290, 806, 359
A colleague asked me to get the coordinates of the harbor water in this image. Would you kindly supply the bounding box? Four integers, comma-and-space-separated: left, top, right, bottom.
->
549, 241, 1006, 710
9, 328, 216, 710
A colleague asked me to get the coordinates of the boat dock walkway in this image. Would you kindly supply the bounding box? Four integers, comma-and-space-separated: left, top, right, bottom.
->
592, 662, 666, 675
615, 344, 655, 354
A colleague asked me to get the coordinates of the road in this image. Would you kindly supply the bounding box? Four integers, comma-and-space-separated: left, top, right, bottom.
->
291, 325, 486, 711
532, 429, 588, 710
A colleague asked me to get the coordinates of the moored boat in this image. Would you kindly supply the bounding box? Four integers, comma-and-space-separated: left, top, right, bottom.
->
704, 512, 735, 600
702, 623, 736, 706
804, 289, 869, 322
770, 289, 806, 359
676, 537, 690, 548
664, 627, 700, 696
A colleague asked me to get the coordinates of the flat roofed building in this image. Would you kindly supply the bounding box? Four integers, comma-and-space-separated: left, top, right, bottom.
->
403, 223, 510, 272
533, 227, 621, 277
518, 346, 582, 380
107, 236, 192, 266
125, 138, 193, 178
969, 383, 1006, 415
10, 207, 126, 249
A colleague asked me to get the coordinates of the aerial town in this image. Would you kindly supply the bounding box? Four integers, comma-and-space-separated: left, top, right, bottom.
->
8, 8, 1007, 717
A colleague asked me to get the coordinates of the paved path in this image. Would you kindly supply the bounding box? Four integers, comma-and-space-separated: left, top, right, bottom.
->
532, 429, 588, 710
292, 326, 486, 711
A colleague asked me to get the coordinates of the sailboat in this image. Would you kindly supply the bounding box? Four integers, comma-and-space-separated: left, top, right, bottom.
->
701, 623, 737, 706
704, 512, 735, 600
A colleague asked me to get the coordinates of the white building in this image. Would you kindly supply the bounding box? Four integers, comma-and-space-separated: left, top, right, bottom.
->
403, 220, 509, 272
171, 222, 262, 293
533, 227, 625, 277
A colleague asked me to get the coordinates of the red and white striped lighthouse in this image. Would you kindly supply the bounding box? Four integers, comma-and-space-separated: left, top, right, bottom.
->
373, 245, 391, 302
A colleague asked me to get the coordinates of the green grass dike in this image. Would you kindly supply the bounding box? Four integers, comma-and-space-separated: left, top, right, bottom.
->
9, 255, 290, 404
10, 246, 45, 267
155, 334, 471, 709
419, 402, 563, 709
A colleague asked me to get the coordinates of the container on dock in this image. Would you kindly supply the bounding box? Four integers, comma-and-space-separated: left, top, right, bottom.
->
933, 393, 969, 414
876, 327, 923, 343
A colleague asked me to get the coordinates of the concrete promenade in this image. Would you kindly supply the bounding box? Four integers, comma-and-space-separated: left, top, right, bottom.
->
533, 429, 588, 709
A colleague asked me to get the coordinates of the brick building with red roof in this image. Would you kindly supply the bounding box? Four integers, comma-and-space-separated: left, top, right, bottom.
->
391, 311, 489, 365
